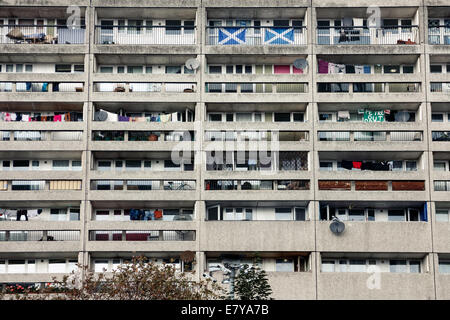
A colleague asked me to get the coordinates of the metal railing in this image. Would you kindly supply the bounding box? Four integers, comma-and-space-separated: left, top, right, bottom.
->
0, 82, 84, 92
92, 131, 194, 142
92, 180, 196, 191
94, 82, 196, 93
0, 131, 83, 141
95, 25, 196, 45
0, 111, 83, 122
432, 131, 450, 141
428, 26, 450, 45
316, 26, 419, 45
206, 26, 307, 45
205, 83, 307, 93
317, 83, 420, 93
205, 130, 308, 142
1, 24, 85, 44
0, 230, 80, 241
89, 230, 196, 241
318, 131, 423, 141
205, 180, 310, 191
434, 181, 450, 191
431, 83, 450, 93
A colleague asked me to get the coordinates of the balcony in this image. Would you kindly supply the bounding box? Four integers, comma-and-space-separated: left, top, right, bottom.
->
1, 24, 86, 45
0, 130, 84, 151
0, 230, 81, 253
428, 25, 450, 45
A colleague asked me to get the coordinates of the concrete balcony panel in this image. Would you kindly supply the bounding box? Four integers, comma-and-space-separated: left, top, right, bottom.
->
205, 0, 310, 7
92, 73, 198, 83
0, 141, 85, 151
0, 221, 82, 231
433, 223, 450, 253
200, 221, 315, 251
313, 0, 422, 6
90, 92, 200, 103
85, 241, 196, 252
0, 171, 84, 181
317, 273, 435, 300
0, 44, 88, 55
0, 0, 89, 6
316, 190, 429, 201
315, 92, 425, 104
203, 141, 312, 151
0, 92, 87, 103
267, 272, 316, 300
316, 221, 432, 253
89, 170, 196, 181
0, 122, 85, 131
204, 171, 312, 181
0, 191, 84, 202
87, 221, 197, 231
431, 141, 450, 152
88, 190, 198, 201
316, 73, 422, 83
204, 122, 312, 131
204, 46, 309, 56
314, 45, 422, 55
0, 241, 81, 253
204, 74, 309, 83
93, 45, 200, 55
0, 74, 86, 83
436, 274, 450, 300
316, 171, 427, 181
204, 93, 311, 103
432, 191, 450, 202
0, 273, 69, 283
315, 122, 427, 131
93, 0, 200, 7
90, 121, 195, 132
89, 141, 194, 152
427, 92, 450, 103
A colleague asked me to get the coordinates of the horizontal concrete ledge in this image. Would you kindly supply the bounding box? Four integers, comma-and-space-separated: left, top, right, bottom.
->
315, 122, 427, 131
315, 141, 427, 152
316, 171, 427, 180
436, 275, 450, 300
0, 191, 84, 201
431, 192, 450, 202
85, 241, 197, 252
93, 45, 200, 55
315, 74, 422, 83
0, 93, 88, 102
0, 44, 88, 55
202, 141, 313, 151
0, 122, 85, 131
316, 221, 432, 252
317, 273, 435, 300
87, 190, 198, 201
204, 74, 309, 82
90, 92, 200, 103
87, 221, 198, 230
430, 142, 450, 152
427, 93, 450, 103
200, 221, 315, 251
204, 46, 310, 56
0, 141, 86, 151
313, 0, 423, 7
0, 171, 84, 180
314, 93, 425, 103
205, 0, 311, 7
425, 44, 450, 55
0, 0, 89, 6
0, 242, 82, 253
92, 73, 198, 82
0, 221, 82, 231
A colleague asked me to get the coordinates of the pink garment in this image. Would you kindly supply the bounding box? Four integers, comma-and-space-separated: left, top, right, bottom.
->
318, 59, 329, 74
4, 113, 11, 121
293, 66, 303, 74
54, 114, 62, 122
274, 65, 291, 74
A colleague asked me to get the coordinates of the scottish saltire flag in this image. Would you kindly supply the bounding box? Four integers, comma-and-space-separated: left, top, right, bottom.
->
264, 28, 294, 44
218, 27, 246, 45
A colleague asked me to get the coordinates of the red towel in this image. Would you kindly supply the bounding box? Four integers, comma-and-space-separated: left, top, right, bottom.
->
352, 161, 362, 169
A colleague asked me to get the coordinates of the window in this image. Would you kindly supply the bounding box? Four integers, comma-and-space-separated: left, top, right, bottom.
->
321, 260, 335, 272
72, 161, 82, 171
295, 208, 306, 221
320, 161, 333, 171
430, 65, 442, 73
16, 64, 23, 73
145, 66, 152, 74
25, 65, 33, 72
275, 208, 291, 220
98, 161, 112, 171
55, 64, 72, 73
436, 209, 449, 222
390, 260, 407, 273
434, 161, 446, 171
184, 20, 195, 34
209, 114, 222, 122
409, 261, 421, 273
276, 259, 294, 272
402, 65, 414, 73
405, 161, 417, 171
12, 160, 29, 170
127, 66, 143, 74
209, 66, 222, 74
388, 209, 405, 221
348, 260, 366, 272
52, 160, 70, 170
207, 205, 219, 221
348, 209, 365, 221
125, 160, 141, 170
439, 261, 450, 273
274, 113, 291, 122
6, 65, 13, 72
100, 66, 113, 73
166, 66, 182, 74
384, 65, 400, 74
166, 20, 181, 35
293, 113, 304, 122
74, 65, 84, 73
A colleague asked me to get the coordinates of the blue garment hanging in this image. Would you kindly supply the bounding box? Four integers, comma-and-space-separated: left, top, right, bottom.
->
420, 203, 428, 222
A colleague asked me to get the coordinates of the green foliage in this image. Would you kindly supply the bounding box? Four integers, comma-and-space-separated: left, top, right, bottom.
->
234, 260, 272, 300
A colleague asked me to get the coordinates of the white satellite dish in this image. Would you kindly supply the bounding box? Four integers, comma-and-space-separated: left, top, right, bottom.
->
293, 58, 308, 70
330, 217, 345, 234
185, 58, 200, 71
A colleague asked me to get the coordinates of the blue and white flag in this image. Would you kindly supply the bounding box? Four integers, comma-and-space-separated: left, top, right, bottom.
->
218, 27, 246, 45
264, 27, 294, 44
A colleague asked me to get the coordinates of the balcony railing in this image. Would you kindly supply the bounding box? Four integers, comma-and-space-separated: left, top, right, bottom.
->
428, 26, 450, 45
94, 82, 196, 93
205, 131, 308, 142
0, 230, 80, 241
92, 131, 194, 141
318, 180, 425, 191
430, 83, 450, 93
94, 208, 194, 221
206, 26, 307, 45
434, 181, 450, 191
95, 25, 196, 45
0, 111, 83, 122
1, 25, 85, 44
0, 82, 84, 93
90, 230, 196, 241
316, 26, 419, 45
0, 208, 80, 222
1, 131, 83, 141
318, 131, 423, 142
432, 132, 450, 141
0, 180, 82, 191
91, 180, 196, 191
317, 83, 420, 93
206, 83, 307, 93
205, 180, 310, 191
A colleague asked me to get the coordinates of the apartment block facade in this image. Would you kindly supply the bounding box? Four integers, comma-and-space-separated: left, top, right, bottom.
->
0, 0, 449, 299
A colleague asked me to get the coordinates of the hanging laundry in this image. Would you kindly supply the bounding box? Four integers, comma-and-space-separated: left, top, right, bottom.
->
21, 114, 30, 122
328, 62, 336, 74
345, 65, 355, 73
341, 160, 353, 170
352, 161, 362, 169
118, 115, 130, 122
337, 110, 350, 120
335, 64, 345, 73
318, 60, 330, 74
363, 65, 371, 74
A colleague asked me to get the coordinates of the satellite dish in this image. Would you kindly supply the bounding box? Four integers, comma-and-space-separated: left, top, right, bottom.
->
395, 111, 410, 122
185, 58, 200, 71
293, 58, 308, 70
330, 217, 345, 234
